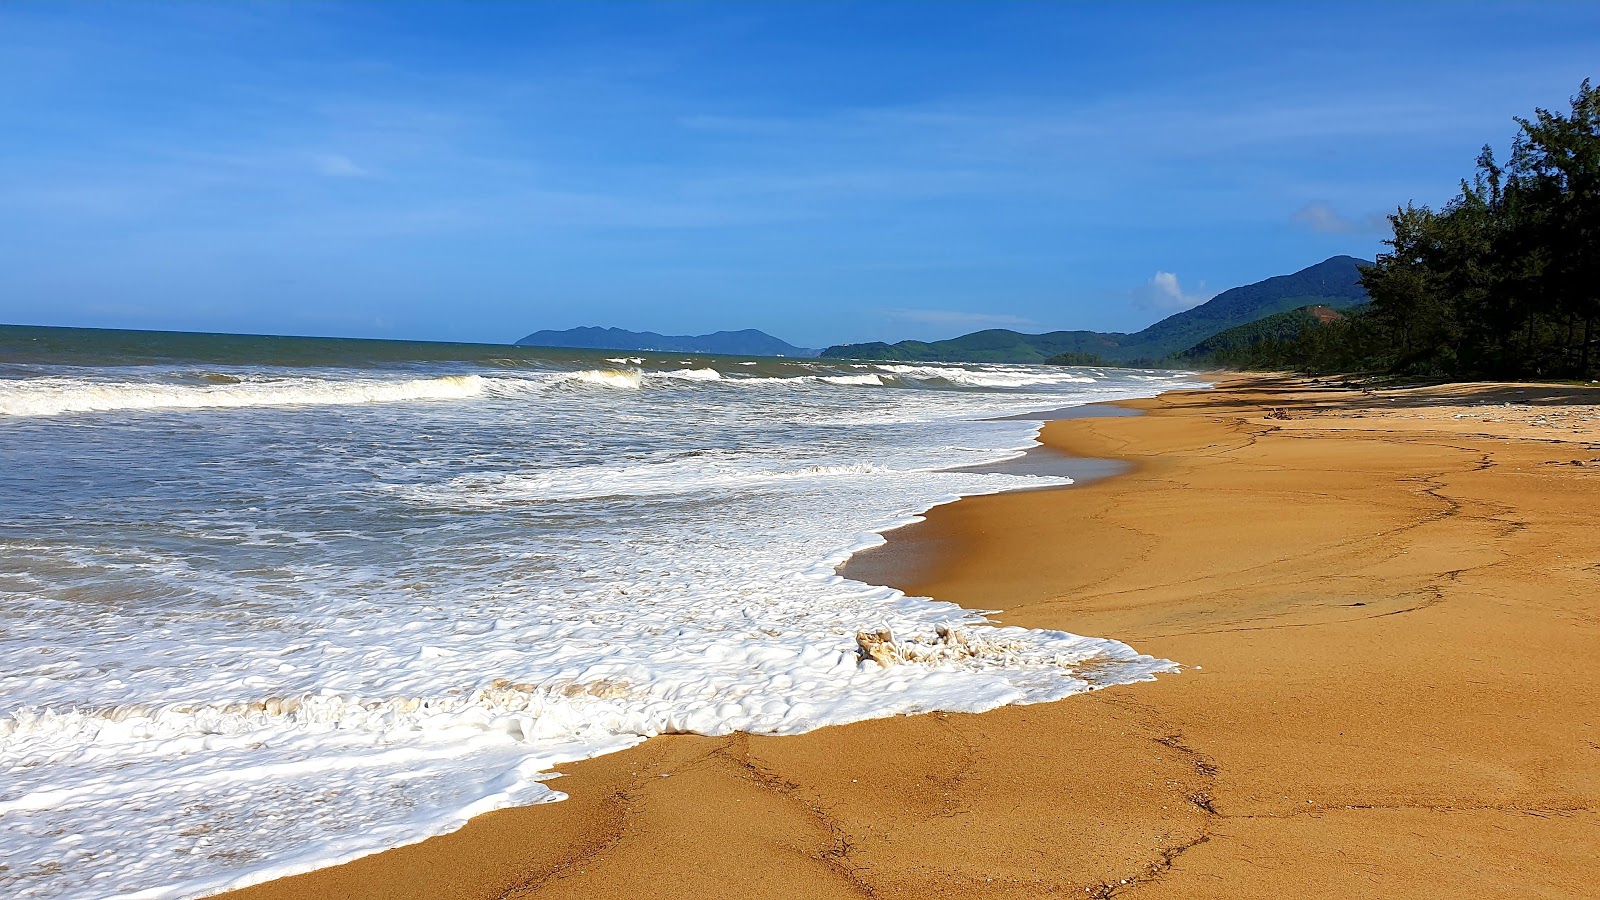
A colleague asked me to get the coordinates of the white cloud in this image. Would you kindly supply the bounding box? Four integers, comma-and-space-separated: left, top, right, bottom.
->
884, 308, 1035, 328
1292, 203, 1387, 234
1137, 272, 1214, 312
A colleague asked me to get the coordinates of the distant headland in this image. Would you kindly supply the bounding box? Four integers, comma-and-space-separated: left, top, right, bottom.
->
820, 255, 1371, 366
516, 326, 820, 358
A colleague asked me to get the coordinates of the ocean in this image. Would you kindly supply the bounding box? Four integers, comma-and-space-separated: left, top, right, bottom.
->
0, 325, 1202, 899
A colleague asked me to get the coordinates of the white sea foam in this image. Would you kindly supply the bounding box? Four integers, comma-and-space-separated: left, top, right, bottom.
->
654, 367, 723, 381
552, 368, 644, 389
0, 357, 1205, 899
0, 374, 485, 416
0, 362, 1116, 419
874, 364, 1099, 388
398, 460, 903, 504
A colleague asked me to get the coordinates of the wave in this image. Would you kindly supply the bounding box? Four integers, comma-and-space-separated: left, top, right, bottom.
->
0, 374, 485, 417
820, 373, 884, 386
399, 460, 901, 505
654, 367, 722, 382
548, 367, 743, 388
524, 366, 1082, 395
551, 368, 644, 389
873, 365, 1097, 388
0, 360, 1124, 420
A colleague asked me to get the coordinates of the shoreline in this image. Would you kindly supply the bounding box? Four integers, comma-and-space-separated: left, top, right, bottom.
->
841, 399, 1150, 595
222, 374, 1600, 899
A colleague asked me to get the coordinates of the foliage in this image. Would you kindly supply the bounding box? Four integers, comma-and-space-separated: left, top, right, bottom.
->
1230, 80, 1600, 380
1042, 351, 1113, 366
1177, 305, 1360, 366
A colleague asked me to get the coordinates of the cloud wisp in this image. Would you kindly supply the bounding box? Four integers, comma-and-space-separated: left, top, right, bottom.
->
309, 153, 372, 179
1292, 203, 1389, 235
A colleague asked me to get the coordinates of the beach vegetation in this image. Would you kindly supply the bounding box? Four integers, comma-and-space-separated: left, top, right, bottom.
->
1213, 79, 1600, 380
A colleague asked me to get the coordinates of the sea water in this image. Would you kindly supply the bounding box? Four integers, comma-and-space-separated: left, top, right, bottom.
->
0, 326, 1202, 899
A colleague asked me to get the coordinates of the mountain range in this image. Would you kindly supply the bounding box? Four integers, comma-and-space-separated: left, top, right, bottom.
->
819, 255, 1372, 364
515, 256, 1371, 365
516, 326, 819, 357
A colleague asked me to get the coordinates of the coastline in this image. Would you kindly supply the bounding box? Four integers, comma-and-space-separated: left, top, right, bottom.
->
221, 374, 1600, 899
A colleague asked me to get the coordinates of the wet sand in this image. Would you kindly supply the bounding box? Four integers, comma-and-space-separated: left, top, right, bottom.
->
223, 375, 1600, 899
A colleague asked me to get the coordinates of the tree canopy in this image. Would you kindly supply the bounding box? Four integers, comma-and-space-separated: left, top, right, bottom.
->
1222, 80, 1600, 380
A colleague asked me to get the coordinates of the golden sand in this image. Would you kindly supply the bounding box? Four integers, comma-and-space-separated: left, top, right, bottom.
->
223, 376, 1600, 899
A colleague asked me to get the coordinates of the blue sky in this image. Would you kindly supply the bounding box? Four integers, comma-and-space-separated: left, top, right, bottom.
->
3, 2, 1598, 348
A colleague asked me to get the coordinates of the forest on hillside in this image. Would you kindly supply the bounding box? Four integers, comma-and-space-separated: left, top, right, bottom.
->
1221, 80, 1599, 380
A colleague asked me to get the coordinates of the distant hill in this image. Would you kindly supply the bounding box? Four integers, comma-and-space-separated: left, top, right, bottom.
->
822, 329, 1124, 364
821, 255, 1372, 364
516, 326, 819, 357
1175, 303, 1360, 363
1116, 255, 1371, 360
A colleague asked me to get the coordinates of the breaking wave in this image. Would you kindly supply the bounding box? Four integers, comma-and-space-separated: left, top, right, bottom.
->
0, 374, 486, 417
655, 367, 722, 382
0, 362, 1115, 418
873, 365, 1099, 388
550, 368, 645, 389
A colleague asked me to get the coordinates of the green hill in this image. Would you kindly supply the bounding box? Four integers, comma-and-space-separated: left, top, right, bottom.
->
821, 256, 1371, 364
823, 329, 1125, 364
1174, 303, 1361, 363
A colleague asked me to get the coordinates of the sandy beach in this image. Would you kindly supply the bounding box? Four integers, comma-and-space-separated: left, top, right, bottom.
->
223, 375, 1600, 899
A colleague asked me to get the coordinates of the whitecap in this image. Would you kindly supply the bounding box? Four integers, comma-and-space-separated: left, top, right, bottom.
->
652, 367, 723, 382
552, 369, 644, 389
0, 374, 485, 417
